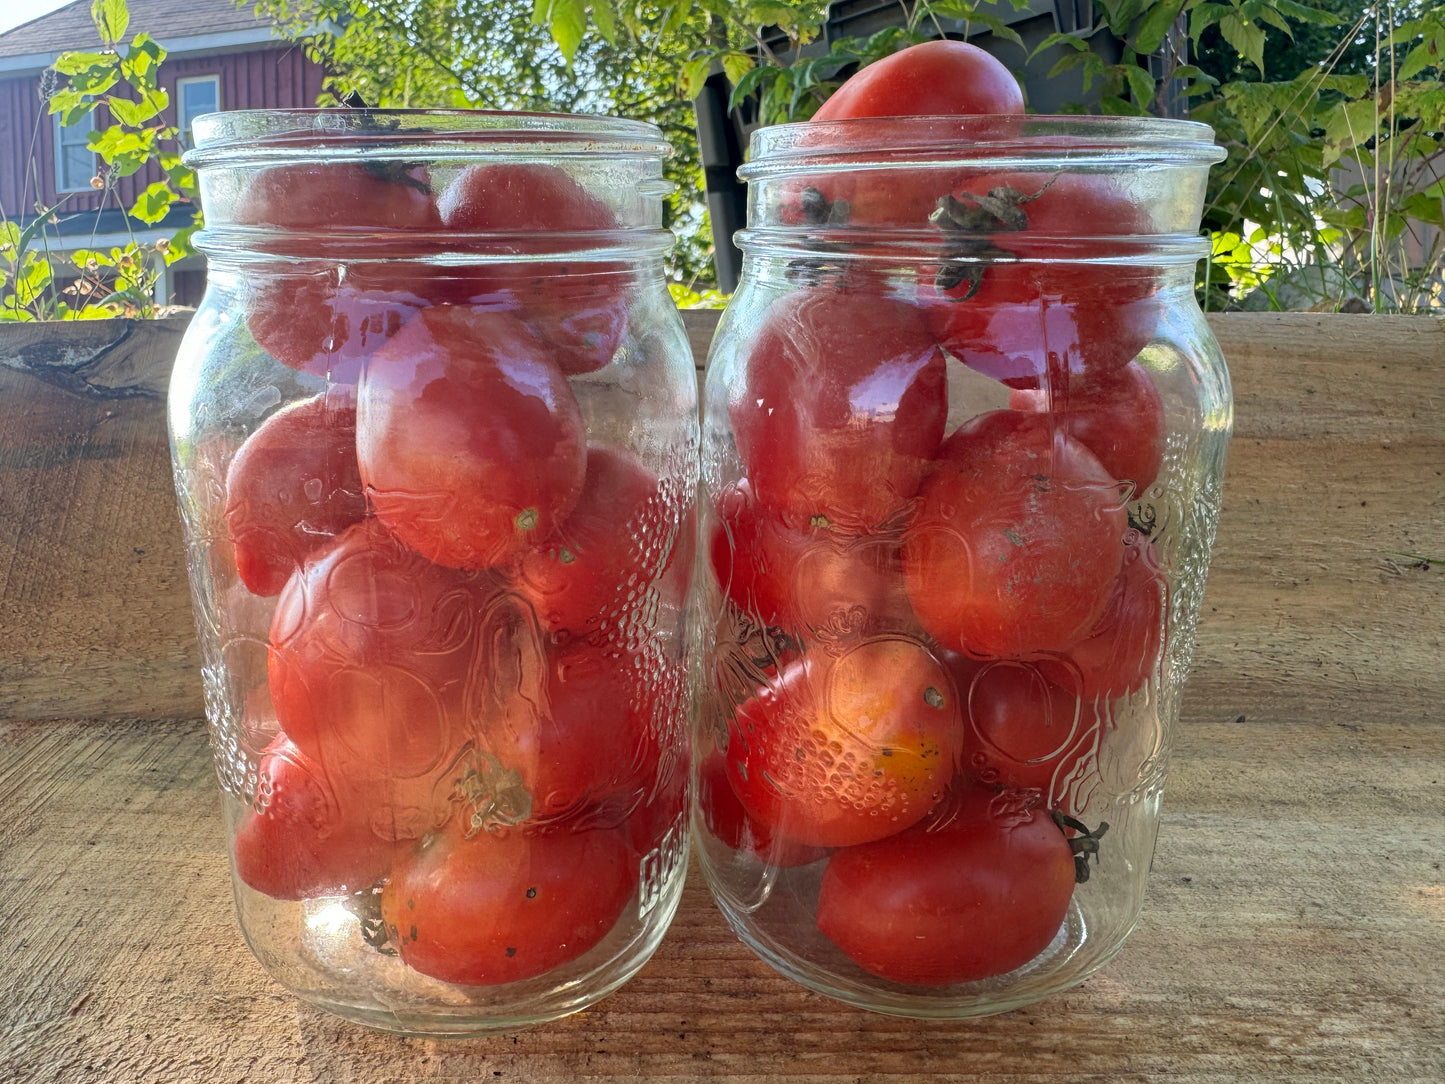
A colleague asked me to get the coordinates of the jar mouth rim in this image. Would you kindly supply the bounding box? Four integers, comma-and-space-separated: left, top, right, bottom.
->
741, 115, 1225, 178
184, 109, 672, 168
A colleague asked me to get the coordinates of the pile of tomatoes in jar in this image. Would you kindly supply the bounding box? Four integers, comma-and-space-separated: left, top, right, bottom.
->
217, 156, 689, 988
701, 42, 1168, 987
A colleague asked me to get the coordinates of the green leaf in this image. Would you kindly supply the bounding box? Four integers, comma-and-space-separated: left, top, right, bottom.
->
92, 0, 130, 46
1398, 40, 1440, 82
1318, 204, 1368, 230
1100, 95, 1148, 116
1030, 31, 1090, 61
53, 51, 116, 76
1218, 12, 1267, 76
721, 52, 753, 86
1133, 0, 1184, 55
89, 125, 155, 175
591, 1, 617, 44
1258, 6, 1293, 39
1323, 98, 1380, 165
1124, 62, 1156, 107
1189, 3, 1231, 46
107, 91, 165, 127
545, 0, 586, 64
728, 63, 778, 110
1318, 73, 1370, 98
1273, 0, 1343, 27
121, 33, 165, 91
70, 248, 113, 268
60, 64, 120, 96
128, 180, 176, 225
1401, 191, 1445, 227
681, 55, 712, 101
1047, 51, 1091, 80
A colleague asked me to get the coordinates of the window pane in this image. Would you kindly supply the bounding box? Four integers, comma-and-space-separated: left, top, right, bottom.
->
181, 79, 218, 131
57, 118, 94, 189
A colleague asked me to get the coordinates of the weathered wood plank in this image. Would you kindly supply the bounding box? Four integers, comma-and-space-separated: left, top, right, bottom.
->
0, 712, 1439, 1082
0, 312, 1442, 1082
0, 317, 198, 721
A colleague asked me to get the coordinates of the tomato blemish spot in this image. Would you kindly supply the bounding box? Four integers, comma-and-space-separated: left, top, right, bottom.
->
516, 508, 539, 532
506, 946, 517, 957
923, 686, 945, 709
526, 886, 538, 899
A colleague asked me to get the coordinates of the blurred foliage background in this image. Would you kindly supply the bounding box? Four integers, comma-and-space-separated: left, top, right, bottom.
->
4, 0, 1442, 316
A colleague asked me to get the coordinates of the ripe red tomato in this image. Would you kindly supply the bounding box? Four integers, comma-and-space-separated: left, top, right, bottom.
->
477, 636, 662, 822
356, 304, 587, 571
223, 393, 367, 597
948, 655, 1101, 798
235, 163, 442, 377
729, 288, 948, 531
903, 410, 1128, 658
1009, 361, 1167, 496
267, 520, 496, 839
233, 737, 401, 900
811, 40, 1025, 121
920, 172, 1159, 386
1037, 537, 1166, 699
709, 479, 916, 639
513, 444, 661, 635
697, 751, 828, 868
381, 823, 636, 986
438, 163, 628, 375
816, 784, 1076, 985
726, 636, 962, 848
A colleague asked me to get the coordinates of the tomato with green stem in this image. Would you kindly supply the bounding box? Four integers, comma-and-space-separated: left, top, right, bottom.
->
730, 287, 948, 532
709, 479, 916, 641
920, 172, 1160, 387
356, 304, 587, 571
267, 520, 496, 839
513, 444, 661, 635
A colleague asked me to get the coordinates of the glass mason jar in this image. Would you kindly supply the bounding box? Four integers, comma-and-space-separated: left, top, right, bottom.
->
696, 116, 1229, 1017
169, 110, 698, 1034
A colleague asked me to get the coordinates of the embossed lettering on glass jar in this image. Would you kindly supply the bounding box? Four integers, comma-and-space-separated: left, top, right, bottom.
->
169, 110, 698, 1035
697, 116, 1229, 1017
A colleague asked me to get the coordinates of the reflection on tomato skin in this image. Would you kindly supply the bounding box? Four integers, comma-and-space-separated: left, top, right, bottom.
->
356, 305, 587, 571
902, 410, 1128, 659
730, 288, 948, 532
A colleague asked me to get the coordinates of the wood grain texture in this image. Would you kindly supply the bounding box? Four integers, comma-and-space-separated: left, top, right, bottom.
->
1, 313, 1442, 1083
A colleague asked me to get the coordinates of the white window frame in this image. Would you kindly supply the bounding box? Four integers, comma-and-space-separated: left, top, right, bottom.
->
53, 112, 96, 194
175, 75, 221, 145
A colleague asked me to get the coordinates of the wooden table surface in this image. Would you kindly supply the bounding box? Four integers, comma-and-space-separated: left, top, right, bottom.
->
1, 311, 1441, 1082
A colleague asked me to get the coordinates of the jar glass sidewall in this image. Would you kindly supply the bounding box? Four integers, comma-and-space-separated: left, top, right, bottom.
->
695, 160, 1230, 1015
169, 117, 698, 1034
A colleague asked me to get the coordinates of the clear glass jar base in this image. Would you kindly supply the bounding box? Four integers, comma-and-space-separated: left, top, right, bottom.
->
704, 858, 1133, 1020
242, 856, 687, 1038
